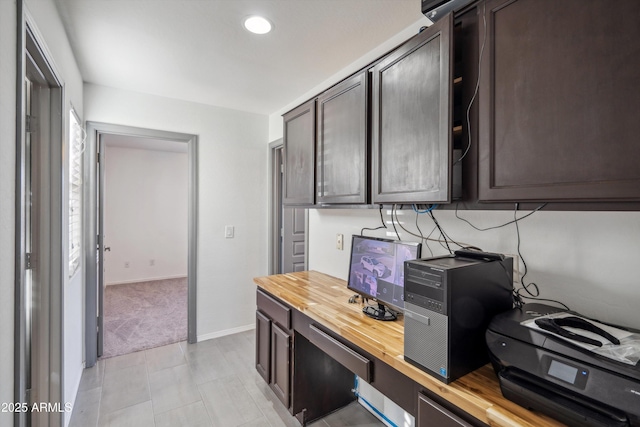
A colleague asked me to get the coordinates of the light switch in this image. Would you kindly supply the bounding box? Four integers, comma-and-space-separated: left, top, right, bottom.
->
336, 233, 344, 250
225, 225, 235, 238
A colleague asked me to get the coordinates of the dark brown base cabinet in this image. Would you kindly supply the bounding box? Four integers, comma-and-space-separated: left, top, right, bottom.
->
255, 310, 271, 383
418, 393, 476, 427
256, 290, 292, 407
256, 288, 486, 426
270, 323, 291, 406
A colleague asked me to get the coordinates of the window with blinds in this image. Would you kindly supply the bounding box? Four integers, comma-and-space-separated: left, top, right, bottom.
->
69, 111, 84, 277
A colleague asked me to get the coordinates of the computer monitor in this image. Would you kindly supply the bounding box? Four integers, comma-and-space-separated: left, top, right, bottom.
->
347, 235, 422, 321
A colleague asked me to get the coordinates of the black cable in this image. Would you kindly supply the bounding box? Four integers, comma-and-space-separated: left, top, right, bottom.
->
415, 209, 433, 257
440, 228, 467, 250
403, 204, 463, 254
512, 203, 570, 311
425, 227, 437, 256
360, 205, 387, 235
391, 205, 401, 240
455, 201, 548, 231
455, 0, 487, 165
396, 212, 453, 254
431, 209, 468, 252
395, 205, 472, 252
412, 207, 468, 252
428, 210, 452, 254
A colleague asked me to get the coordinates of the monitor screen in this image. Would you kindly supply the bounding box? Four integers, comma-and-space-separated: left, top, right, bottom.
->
347, 235, 422, 314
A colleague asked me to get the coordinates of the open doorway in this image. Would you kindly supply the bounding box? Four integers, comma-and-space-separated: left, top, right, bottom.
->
84, 123, 198, 367
269, 139, 307, 274
101, 135, 188, 358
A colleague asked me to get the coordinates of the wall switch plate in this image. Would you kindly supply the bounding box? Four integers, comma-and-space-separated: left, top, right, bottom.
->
225, 225, 235, 238
336, 233, 344, 250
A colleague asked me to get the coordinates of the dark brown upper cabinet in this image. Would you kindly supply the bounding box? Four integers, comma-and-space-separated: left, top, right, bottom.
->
283, 99, 316, 206
478, 0, 640, 202
371, 13, 454, 204
316, 71, 369, 204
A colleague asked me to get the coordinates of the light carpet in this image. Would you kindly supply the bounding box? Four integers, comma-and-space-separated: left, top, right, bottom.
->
101, 277, 187, 359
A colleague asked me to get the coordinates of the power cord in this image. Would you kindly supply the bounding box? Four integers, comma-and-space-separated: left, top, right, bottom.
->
428, 210, 452, 254
414, 207, 433, 257
360, 205, 387, 236
511, 203, 570, 310
453, 202, 568, 310
455, 0, 487, 165
394, 205, 473, 250
455, 201, 547, 231
391, 205, 401, 240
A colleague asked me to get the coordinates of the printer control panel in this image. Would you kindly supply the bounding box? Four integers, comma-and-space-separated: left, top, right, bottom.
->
542, 355, 589, 390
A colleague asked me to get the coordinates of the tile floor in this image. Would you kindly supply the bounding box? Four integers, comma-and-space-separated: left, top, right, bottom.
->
69, 330, 383, 427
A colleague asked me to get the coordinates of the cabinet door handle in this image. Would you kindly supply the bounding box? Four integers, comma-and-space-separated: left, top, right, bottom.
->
309, 324, 371, 382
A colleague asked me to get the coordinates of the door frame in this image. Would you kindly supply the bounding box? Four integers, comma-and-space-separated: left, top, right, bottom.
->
15, 5, 65, 426
84, 122, 198, 367
269, 139, 283, 274
269, 139, 308, 274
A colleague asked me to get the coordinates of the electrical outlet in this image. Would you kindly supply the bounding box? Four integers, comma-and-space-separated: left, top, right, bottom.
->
225, 225, 235, 238
336, 234, 344, 250
124, 262, 130, 268
149, 259, 155, 266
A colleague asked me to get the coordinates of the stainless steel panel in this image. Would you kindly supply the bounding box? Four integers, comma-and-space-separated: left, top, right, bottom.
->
405, 302, 449, 380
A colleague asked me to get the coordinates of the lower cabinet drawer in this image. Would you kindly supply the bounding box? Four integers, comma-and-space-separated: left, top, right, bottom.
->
308, 324, 371, 382
418, 393, 475, 427
257, 289, 291, 330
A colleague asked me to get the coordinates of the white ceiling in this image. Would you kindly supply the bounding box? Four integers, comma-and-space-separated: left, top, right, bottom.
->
54, 0, 428, 115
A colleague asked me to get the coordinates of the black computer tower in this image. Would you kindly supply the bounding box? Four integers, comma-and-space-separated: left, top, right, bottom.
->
404, 252, 513, 383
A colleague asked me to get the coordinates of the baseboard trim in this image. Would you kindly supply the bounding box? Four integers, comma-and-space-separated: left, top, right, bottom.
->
197, 323, 255, 342
105, 275, 187, 286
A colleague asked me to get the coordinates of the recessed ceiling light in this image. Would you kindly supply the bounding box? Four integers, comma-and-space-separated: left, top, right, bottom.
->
243, 16, 272, 35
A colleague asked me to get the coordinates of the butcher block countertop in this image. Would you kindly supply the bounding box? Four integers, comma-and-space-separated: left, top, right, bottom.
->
254, 270, 565, 427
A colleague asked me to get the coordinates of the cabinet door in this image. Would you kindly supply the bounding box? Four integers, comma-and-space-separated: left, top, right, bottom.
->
418, 393, 474, 427
316, 71, 369, 204
270, 323, 291, 407
478, 0, 640, 202
283, 99, 316, 206
255, 311, 271, 383
371, 13, 453, 204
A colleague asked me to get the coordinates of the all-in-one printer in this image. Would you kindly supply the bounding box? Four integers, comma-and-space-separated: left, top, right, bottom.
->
486, 303, 640, 427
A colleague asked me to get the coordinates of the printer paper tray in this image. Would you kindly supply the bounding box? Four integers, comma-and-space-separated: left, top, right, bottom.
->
499, 368, 629, 427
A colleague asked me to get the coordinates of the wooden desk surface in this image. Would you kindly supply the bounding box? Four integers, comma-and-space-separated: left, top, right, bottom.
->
254, 270, 565, 427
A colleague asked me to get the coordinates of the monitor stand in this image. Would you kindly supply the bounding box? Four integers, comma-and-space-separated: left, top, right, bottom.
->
362, 303, 397, 321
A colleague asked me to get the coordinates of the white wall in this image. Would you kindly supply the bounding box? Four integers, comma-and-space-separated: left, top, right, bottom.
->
104, 145, 188, 284
84, 83, 269, 340
308, 208, 640, 329
0, 1, 17, 425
